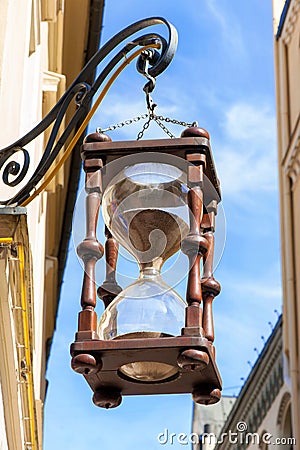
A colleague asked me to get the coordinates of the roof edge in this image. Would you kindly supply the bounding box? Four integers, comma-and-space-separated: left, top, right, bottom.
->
276, 0, 292, 39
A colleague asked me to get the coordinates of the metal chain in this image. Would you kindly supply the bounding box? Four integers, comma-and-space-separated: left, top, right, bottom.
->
136, 117, 152, 140
155, 115, 197, 128
153, 116, 175, 139
97, 114, 197, 139
97, 113, 149, 133
137, 114, 198, 140
96, 56, 197, 139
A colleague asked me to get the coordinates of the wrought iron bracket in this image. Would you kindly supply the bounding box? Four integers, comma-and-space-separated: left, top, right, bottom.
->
0, 17, 178, 206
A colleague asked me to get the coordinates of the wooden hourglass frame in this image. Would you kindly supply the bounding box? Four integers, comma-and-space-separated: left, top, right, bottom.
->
70, 126, 222, 408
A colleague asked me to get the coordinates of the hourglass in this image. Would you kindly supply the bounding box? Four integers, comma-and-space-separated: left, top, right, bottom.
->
71, 127, 222, 408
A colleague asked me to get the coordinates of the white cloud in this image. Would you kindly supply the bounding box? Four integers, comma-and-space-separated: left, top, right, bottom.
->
224, 103, 276, 142
204, 0, 246, 59
222, 275, 281, 303
216, 102, 278, 198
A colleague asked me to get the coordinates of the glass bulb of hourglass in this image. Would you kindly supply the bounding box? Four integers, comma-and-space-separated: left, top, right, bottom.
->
98, 162, 189, 382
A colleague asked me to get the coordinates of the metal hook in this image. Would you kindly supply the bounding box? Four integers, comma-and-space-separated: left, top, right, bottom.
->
145, 92, 157, 117
138, 50, 157, 116
139, 49, 157, 94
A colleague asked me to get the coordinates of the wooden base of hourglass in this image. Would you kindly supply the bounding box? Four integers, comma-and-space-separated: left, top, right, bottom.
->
71, 335, 221, 407
71, 127, 222, 408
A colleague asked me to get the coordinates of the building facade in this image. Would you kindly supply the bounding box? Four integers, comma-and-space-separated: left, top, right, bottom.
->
273, 0, 300, 445
215, 318, 294, 449
0, 1, 104, 448
192, 396, 236, 450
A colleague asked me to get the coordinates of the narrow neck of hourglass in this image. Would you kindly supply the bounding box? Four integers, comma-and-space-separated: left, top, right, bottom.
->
138, 260, 163, 279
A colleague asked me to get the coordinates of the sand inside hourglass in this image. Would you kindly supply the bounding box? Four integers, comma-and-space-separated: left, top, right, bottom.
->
113, 331, 171, 340
114, 208, 189, 264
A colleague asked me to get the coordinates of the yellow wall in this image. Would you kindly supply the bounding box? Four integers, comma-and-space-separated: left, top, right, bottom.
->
0, 0, 99, 448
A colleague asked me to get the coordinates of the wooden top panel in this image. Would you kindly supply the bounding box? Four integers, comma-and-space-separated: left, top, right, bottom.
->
81, 137, 221, 200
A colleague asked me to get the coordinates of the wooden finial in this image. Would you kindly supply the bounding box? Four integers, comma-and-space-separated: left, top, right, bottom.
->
83, 132, 112, 143
181, 126, 210, 140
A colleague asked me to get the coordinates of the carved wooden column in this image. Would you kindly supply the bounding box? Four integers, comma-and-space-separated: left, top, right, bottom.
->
71, 132, 110, 375
181, 164, 207, 334
178, 127, 210, 370
201, 201, 221, 352
192, 200, 222, 404
76, 157, 103, 339
181, 127, 211, 334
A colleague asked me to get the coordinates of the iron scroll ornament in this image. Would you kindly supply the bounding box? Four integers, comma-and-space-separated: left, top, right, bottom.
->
0, 17, 178, 206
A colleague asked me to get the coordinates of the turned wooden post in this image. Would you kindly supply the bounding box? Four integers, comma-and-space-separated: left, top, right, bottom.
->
181, 127, 210, 336
178, 127, 212, 371
97, 226, 122, 308
72, 133, 112, 374
201, 201, 221, 346
76, 157, 104, 340
179, 126, 222, 397
75, 132, 112, 341
181, 180, 207, 335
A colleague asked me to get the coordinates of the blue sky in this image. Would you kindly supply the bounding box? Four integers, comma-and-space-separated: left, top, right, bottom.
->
44, 1, 282, 449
